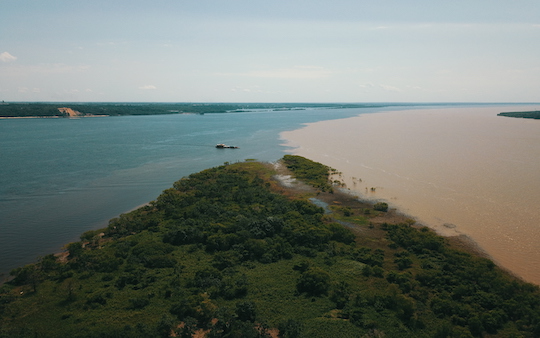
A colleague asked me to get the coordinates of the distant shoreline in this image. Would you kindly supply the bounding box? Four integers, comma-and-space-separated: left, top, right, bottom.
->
0, 116, 63, 119
0, 115, 109, 119
0, 102, 394, 118
498, 110, 540, 119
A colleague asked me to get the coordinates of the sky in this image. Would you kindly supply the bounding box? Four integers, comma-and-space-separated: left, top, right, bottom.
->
1, 0, 540, 102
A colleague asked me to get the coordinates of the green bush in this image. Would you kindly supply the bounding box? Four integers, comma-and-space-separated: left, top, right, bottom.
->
235, 301, 257, 322
373, 202, 389, 212
297, 267, 331, 296
283, 155, 333, 191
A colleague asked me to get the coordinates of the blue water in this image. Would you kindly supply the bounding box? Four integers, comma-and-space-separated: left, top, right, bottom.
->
3, 106, 410, 279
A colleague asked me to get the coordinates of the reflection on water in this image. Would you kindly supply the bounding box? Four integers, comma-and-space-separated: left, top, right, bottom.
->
283, 106, 540, 285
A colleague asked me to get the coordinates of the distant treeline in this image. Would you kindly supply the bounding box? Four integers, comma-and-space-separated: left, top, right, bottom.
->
498, 111, 540, 119
0, 102, 386, 118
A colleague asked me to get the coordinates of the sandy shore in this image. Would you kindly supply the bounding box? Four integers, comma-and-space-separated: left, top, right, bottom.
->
282, 105, 540, 285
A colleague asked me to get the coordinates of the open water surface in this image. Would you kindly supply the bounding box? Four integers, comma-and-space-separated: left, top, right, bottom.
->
2, 103, 536, 283
282, 105, 540, 284
1, 106, 396, 279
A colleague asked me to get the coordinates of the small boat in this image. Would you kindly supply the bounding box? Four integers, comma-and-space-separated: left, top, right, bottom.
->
216, 143, 239, 149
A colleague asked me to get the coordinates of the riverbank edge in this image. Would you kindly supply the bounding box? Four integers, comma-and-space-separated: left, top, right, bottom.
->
1, 158, 512, 288
278, 105, 539, 284
271, 160, 513, 282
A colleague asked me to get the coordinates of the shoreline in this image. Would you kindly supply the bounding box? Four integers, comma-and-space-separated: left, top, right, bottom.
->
334, 186, 508, 273
332, 185, 496, 260
281, 105, 540, 285
273, 161, 500, 277
1, 155, 529, 288
0, 200, 153, 286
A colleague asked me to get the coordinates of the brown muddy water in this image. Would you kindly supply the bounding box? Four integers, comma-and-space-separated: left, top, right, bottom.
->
282, 106, 540, 285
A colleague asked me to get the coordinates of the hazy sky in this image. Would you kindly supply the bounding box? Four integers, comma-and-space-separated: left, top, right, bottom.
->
1, 1, 540, 102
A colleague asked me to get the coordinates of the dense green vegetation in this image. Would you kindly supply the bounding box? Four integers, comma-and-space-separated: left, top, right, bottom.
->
498, 111, 540, 119
0, 102, 67, 117
0, 102, 385, 118
282, 155, 334, 192
1, 157, 539, 337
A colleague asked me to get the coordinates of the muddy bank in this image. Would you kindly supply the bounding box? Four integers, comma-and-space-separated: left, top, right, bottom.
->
281, 106, 540, 285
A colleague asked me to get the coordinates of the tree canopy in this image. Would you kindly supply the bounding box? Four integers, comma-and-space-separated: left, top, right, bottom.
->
1, 157, 539, 337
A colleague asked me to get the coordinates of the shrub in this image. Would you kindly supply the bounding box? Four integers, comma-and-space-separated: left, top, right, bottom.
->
373, 202, 389, 212
293, 261, 311, 273
235, 301, 257, 322
327, 222, 355, 244
297, 267, 331, 296
330, 281, 351, 309
278, 319, 303, 338
128, 297, 149, 310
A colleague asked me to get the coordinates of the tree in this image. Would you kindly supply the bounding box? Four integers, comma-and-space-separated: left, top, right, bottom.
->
156, 314, 176, 338
235, 301, 257, 322
9, 264, 42, 292
66, 242, 83, 259
278, 319, 303, 338
296, 267, 331, 296
330, 281, 351, 309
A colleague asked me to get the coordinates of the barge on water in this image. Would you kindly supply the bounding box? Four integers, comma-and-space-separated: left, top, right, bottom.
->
216, 143, 239, 149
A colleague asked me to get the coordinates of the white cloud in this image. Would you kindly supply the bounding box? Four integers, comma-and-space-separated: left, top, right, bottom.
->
379, 84, 402, 92
139, 85, 157, 90
231, 85, 263, 93
0, 52, 17, 62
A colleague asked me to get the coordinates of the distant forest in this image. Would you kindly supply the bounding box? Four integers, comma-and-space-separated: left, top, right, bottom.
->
498, 111, 540, 119
0, 102, 387, 118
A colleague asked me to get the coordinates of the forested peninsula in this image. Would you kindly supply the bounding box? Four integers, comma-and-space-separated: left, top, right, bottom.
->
0, 102, 385, 118
1, 156, 539, 337
498, 110, 540, 119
